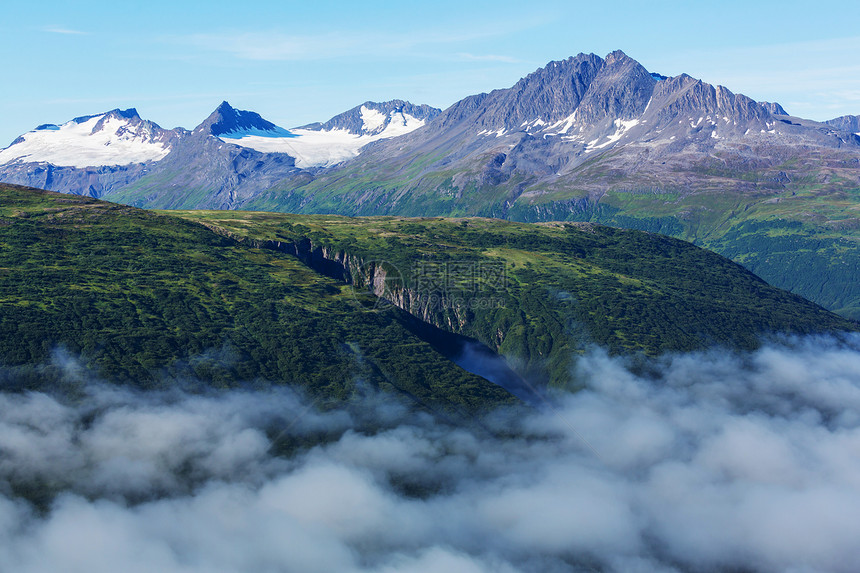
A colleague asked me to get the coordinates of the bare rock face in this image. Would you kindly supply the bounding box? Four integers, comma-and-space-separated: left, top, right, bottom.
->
428, 53, 604, 134
826, 115, 860, 133
0, 162, 148, 199
195, 101, 287, 137
573, 50, 655, 126
760, 101, 789, 116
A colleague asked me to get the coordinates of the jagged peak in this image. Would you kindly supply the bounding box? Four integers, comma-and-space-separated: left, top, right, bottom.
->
90, 108, 163, 135
825, 114, 860, 132
604, 49, 633, 65
107, 108, 141, 120
760, 101, 789, 116
215, 101, 235, 114
520, 52, 603, 81
195, 101, 286, 137
298, 100, 441, 134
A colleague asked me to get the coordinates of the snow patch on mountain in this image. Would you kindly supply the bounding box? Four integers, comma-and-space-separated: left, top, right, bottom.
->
550, 111, 578, 134
585, 118, 640, 152
216, 125, 295, 139
477, 128, 507, 138
219, 111, 427, 168
219, 128, 359, 167
360, 106, 387, 133
0, 114, 169, 168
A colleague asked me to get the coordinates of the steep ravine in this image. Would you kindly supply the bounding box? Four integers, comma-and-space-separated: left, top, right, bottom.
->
202, 225, 478, 333
201, 224, 543, 403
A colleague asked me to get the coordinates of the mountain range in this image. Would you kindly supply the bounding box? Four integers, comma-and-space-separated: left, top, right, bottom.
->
0, 99, 440, 205
2, 50, 859, 319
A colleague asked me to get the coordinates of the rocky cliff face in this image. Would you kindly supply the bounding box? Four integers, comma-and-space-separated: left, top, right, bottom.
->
572, 50, 655, 126
457, 53, 604, 131
195, 101, 291, 137
207, 228, 478, 337
294, 240, 475, 334
760, 101, 789, 116
827, 115, 860, 133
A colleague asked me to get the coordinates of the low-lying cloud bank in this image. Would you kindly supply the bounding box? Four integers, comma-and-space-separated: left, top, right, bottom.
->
2, 335, 860, 572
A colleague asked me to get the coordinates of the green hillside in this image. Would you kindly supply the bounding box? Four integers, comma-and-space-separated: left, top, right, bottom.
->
2, 183, 855, 400
238, 150, 860, 321
175, 209, 858, 389
512, 182, 860, 321
0, 184, 513, 413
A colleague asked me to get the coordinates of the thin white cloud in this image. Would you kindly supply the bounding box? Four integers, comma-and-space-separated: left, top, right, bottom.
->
175, 24, 534, 62
41, 26, 88, 35
184, 31, 350, 61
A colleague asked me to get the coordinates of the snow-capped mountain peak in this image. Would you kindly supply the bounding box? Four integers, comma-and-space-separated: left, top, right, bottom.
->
0, 109, 171, 168
299, 100, 440, 136
215, 100, 440, 168
195, 101, 293, 138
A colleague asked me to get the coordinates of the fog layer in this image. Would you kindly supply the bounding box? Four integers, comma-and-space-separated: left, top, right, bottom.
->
2, 335, 860, 572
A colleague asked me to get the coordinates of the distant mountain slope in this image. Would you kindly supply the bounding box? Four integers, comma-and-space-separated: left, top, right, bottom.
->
0, 109, 179, 198
104, 123, 300, 210
0, 184, 513, 413
299, 100, 441, 134
252, 50, 859, 219
0, 100, 439, 201
827, 114, 860, 133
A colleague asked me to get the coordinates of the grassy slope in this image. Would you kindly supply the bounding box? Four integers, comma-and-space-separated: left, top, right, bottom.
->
239, 149, 860, 320
0, 184, 513, 412
545, 184, 860, 320
174, 210, 858, 389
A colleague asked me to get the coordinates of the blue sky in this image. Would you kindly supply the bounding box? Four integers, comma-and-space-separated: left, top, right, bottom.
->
1, 0, 858, 146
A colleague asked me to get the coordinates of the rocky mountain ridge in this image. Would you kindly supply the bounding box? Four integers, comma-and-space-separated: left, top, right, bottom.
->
2, 52, 856, 207
298, 100, 441, 135
0, 99, 437, 202
195, 101, 292, 138
826, 114, 860, 133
